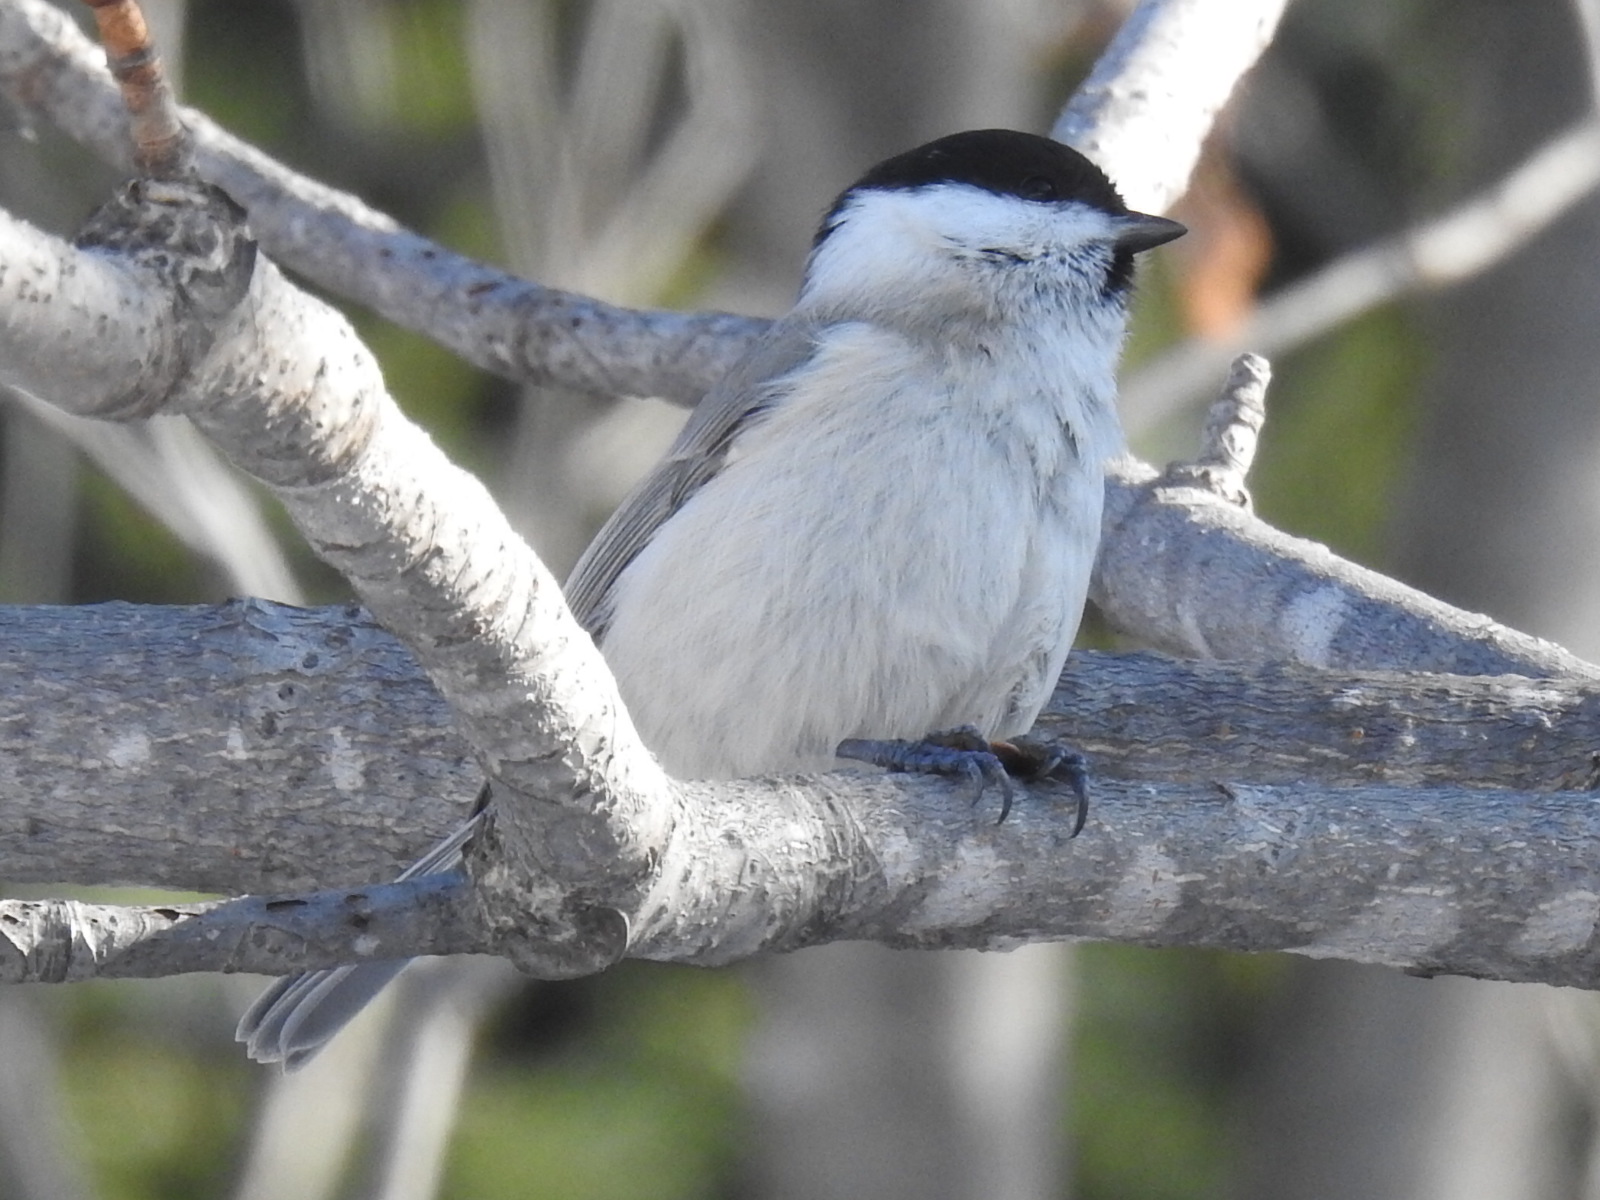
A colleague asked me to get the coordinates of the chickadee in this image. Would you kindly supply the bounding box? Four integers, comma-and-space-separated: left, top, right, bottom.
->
239, 129, 1183, 1066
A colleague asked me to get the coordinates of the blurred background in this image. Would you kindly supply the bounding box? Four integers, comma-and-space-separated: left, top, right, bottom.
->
4, 0, 1600, 1197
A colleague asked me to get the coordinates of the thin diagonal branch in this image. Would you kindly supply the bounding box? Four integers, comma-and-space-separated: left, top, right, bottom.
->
0, 0, 766, 405
1121, 118, 1600, 426
80, 0, 190, 177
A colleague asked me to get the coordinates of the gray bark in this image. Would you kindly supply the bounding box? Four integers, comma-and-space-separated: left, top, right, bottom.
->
0, 602, 1596, 990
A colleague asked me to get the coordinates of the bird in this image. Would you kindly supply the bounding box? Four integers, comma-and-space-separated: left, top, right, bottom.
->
238, 128, 1184, 1067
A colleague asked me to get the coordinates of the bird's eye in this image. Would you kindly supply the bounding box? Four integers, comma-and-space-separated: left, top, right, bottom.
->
1017, 175, 1057, 201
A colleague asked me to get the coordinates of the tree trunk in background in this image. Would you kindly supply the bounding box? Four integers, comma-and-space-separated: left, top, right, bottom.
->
1242, 1, 1600, 1196
744, 945, 1071, 1200
1244, 969, 1577, 1200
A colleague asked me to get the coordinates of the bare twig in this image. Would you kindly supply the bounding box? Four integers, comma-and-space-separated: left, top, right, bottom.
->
80, 0, 190, 178
0, 876, 483, 983
1157, 351, 1269, 506
0, 0, 766, 404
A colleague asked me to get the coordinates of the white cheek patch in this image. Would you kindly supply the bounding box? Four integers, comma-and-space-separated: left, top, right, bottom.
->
802, 185, 1125, 313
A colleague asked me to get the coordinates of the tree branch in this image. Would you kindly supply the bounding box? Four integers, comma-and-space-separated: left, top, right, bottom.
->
0, 875, 482, 982
1053, 0, 1291, 213
5, 746, 1600, 991
4, 0, 1593, 997
0, 598, 1593, 884
0, 599, 1594, 991
0, 0, 765, 405
1121, 118, 1600, 425
1097, 457, 1598, 679
0, 599, 474, 893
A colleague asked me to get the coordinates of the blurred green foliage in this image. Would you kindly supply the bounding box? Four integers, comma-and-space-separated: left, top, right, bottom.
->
76, 470, 205, 602
56, 981, 248, 1200
62, 1038, 244, 1200
183, 2, 313, 150
1252, 308, 1426, 567
449, 964, 750, 1200
1073, 946, 1291, 1200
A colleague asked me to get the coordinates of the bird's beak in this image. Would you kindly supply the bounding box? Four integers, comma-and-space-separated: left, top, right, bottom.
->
1113, 213, 1187, 253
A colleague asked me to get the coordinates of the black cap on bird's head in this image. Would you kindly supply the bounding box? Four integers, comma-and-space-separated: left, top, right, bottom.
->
844, 130, 1129, 217
815, 130, 1185, 288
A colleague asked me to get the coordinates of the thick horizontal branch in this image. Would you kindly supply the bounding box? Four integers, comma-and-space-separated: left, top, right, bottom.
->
0, 599, 1595, 886
3, 763, 1599, 992
0, 600, 476, 893
1047, 653, 1600, 792
655, 770, 1600, 992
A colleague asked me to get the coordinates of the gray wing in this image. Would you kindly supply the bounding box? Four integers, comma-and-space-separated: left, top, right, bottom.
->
565, 316, 824, 635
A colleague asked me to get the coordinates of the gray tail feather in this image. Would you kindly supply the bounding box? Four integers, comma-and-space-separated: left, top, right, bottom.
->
235, 792, 490, 1070
236, 960, 411, 1069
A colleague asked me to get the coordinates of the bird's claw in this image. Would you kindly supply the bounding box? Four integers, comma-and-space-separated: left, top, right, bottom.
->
837, 726, 1090, 832
993, 736, 1090, 837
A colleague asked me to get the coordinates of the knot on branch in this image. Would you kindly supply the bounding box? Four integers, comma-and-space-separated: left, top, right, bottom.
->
74, 178, 257, 416
475, 885, 632, 980
464, 811, 634, 980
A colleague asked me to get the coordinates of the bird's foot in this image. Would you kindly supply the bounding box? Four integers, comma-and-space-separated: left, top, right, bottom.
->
837, 725, 1090, 833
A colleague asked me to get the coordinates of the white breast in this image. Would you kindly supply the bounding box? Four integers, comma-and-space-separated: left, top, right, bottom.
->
596, 318, 1121, 780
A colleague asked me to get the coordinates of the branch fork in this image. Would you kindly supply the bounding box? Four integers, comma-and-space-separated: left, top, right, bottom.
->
57, 172, 675, 980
